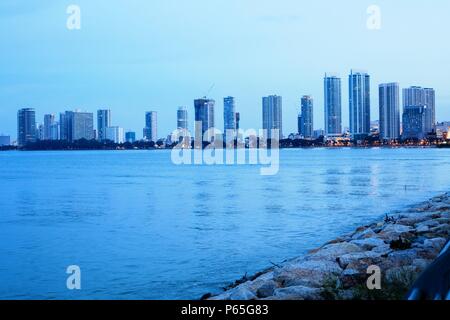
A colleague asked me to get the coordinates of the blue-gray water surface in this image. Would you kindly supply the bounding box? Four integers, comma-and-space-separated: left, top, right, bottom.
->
0, 148, 449, 299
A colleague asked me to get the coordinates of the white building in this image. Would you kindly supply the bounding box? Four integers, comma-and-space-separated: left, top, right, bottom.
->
105, 126, 125, 144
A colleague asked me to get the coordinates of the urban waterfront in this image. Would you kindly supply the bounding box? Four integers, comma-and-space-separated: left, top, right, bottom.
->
0, 148, 449, 300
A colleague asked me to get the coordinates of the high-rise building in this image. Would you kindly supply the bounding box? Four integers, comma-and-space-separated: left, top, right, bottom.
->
59, 113, 67, 140
379, 83, 400, 141
17, 108, 37, 146
402, 106, 426, 140
402, 86, 432, 138
143, 111, 157, 142
235, 112, 240, 131
424, 88, 436, 134
0, 135, 11, 146
349, 70, 371, 137
224, 96, 236, 141
125, 131, 136, 143
297, 114, 302, 135
177, 107, 188, 130
64, 111, 95, 142
324, 74, 342, 136
262, 95, 283, 140
43, 114, 55, 140
299, 95, 314, 139
194, 98, 215, 142
97, 109, 111, 141
105, 126, 125, 144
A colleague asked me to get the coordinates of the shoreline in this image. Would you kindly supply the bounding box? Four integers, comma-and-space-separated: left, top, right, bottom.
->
205, 193, 450, 300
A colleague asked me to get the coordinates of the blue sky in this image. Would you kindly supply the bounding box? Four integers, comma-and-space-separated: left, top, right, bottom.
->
1, 0, 450, 139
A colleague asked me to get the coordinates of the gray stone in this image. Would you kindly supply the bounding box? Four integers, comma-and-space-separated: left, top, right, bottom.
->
338, 251, 384, 271
350, 237, 386, 250
273, 286, 322, 300
307, 242, 363, 261
378, 224, 413, 242
256, 281, 278, 298
273, 260, 342, 288
352, 228, 377, 240
229, 285, 257, 300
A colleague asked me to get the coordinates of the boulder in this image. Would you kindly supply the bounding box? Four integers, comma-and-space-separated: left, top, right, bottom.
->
338, 251, 384, 271
273, 285, 322, 300
256, 281, 278, 298
378, 224, 413, 242
307, 242, 363, 261
352, 228, 377, 240
229, 285, 257, 300
273, 260, 342, 288
350, 238, 386, 250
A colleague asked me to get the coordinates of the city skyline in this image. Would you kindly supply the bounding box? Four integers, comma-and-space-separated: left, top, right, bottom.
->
2, 1, 450, 139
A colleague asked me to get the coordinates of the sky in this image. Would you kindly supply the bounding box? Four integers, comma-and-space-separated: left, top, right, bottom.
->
1, 0, 450, 140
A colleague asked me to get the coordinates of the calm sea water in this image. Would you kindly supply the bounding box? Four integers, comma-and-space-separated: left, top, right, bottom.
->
0, 148, 449, 299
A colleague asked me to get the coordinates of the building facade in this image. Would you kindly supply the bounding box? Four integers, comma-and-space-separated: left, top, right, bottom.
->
0, 135, 11, 146
379, 83, 400, 141
262, 95, 283, 140
223, 96, 236, 142
97, 109, 111, 141
143, 111, 158, 142
194, 98, 215, 142
17, 108, 37, 146
105, 126, 125, 144
324, 74, 342, 136
349, 70, 371, 137
424, 88, 436, 134
64, 111, 95, 142
43, 114, 55, 140
300, 95, 314, 139
125, 131, 136, 143
402, 105, 426, 140
177, 107, 188, 130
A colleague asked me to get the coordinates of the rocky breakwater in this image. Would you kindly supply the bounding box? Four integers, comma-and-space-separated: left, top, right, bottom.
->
208, 193, 450, 300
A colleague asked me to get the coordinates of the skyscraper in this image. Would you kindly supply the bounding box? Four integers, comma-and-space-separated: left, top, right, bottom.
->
97, 109, 111, 141
300, 95, 314, 139
125, 131, 136, 143
402, 106, 426, 140
64, 110, 95, 142
143, 111, 157, 142
177, 107, 188, 130
424, 88, 436, 134
17, 108, 36, 146
324, 74, 342, 136
262, 95, 283, 140
194, 98, 215, 142
379, 83, 400, 141
349, 70, 371, 137
59, 113, 67, 140
402, 86, 429, 139
223, 96, 236, 141
43, 114, 55, 140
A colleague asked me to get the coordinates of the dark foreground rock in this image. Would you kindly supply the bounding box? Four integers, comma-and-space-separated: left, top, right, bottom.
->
208, 193, 450, 300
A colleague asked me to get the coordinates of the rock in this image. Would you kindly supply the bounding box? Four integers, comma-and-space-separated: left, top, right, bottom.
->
383, 249, 418, 269
352, 228, 377, 240
415, 220, 440, 229
273, 260, 342, 288
378, 224, 413, 242
416, 225, 430, 233
338, 251, 384, 271
422, 238, 447, 253
229, 285, 257, 300
350, 238, 386, 250
256, 281, 278, 298
341, 269, 366, 289
307, 242, 363, 261
430, 203, 450, 212
273, 286, 322, 300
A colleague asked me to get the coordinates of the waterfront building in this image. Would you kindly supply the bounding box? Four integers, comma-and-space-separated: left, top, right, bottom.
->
299, 95, 314, 139
17, 108, 37, 146
262, 95, 283, 140
324, 74, 342, 136
177, 107, 188, 130
143, 111, 158, 142
314, 129, 325, 139
97, 109, 111, 141
424, 88, 436, 133
43, 114, 55, 140
105, 126, 125, 144
436, 121, 450, 139
379, 83, 400, 140
349, 70, 371, 138
64, 110, 95, 142
59, 113, 67, 140
402, 105, 426, 140
0, 135, 11, 146
194, 98, 215, 142
125, 131, 136, 143
224, 96, 236, 142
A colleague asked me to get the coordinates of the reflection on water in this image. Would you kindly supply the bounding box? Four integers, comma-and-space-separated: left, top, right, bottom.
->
0, 148, 449, 299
